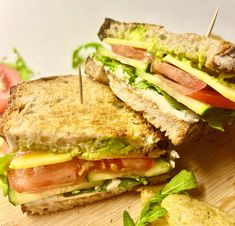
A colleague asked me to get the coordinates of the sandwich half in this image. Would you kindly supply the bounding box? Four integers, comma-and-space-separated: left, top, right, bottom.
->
84, 18, 235, 145
0, 75, 174, 215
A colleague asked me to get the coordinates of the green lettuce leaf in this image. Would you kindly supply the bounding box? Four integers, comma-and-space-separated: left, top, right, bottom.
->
72, 43, 103, 68
0, 154, 13, 196
94, 53, 137, 84
202, 108, 235, 132
94, 55, 186, 111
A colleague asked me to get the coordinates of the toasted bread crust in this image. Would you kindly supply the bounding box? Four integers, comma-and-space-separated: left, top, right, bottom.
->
85, 58, 207, 145
0, 75, 167, 157
85, 57, 109, 84
98, 18, 235, 73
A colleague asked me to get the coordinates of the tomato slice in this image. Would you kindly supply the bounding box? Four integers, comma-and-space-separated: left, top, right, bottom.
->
2, 141, 10, 154
111, 45, 152, 62
0, 97, 8, 114
152, 61, 207, 91
188, 88, 235, 110
8, 157, 155, 193
154, 73, 194, 95
0, 64, 21, 114
8, 158, 87, 193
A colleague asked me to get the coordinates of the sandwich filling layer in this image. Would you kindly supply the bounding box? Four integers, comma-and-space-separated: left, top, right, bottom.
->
91, 44, 235, 132
1, 149, 173, 205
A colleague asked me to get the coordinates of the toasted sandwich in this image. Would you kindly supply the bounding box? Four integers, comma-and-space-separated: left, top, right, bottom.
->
84, 18, 235, 145
0, 75, 174, 215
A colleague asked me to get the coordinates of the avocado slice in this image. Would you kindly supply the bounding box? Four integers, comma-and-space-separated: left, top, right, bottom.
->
8, 189, 42, 205
96, 47, 148, 71
9, 151, 72, 169
87, 172, 121, 182
136, 69, 211, 115
103, 38, 149, 50
164, 55, 235, 102
144, 158, 171, 177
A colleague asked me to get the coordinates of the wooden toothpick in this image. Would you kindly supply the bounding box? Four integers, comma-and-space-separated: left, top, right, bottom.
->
77, 66, 83, 104
206, 6, 220, 37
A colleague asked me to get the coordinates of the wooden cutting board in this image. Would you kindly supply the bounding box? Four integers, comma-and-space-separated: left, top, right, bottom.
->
0, 125, 234, 226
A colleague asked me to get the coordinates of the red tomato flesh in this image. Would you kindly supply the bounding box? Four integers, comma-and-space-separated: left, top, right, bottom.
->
111, 45, 152, 62
8, 158, 84, 193
188, 88, 235, 110
8, 157, 154, 193
0, 64, 21, 114
151, 61, 207, 91
2, 141, 10, 154
0, 97, 8, 114
154, 73, 194, 95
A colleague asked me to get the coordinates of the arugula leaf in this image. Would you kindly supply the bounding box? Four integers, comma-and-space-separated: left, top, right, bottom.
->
119, 178, 141, 190
123, 170, 197, 226
139, 204, 150, 221
161, 169, 196, 195
136, 205, 167, 226
1, 48, 33, 81
123, 211, 135, 226
72, 43, 103, 68
0, 154, 13, 196
12, 48, 33, 80
148, 192, 166, 205
144, 206, 166, 223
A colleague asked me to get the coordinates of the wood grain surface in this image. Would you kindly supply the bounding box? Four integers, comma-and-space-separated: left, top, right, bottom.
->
0, 125, 234, 226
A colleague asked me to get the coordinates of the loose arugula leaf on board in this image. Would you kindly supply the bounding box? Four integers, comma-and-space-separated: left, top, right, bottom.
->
122, 170, 197, 226
136, 205, 167, 226
123, 210, 135, 226
161, 169, 197, 196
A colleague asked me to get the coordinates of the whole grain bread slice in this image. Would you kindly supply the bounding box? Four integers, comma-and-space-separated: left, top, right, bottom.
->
0, 75, 167, 158
98, 18, 235, 73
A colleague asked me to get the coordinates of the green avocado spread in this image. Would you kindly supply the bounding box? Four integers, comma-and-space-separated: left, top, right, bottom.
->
15, 138, 135, 168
